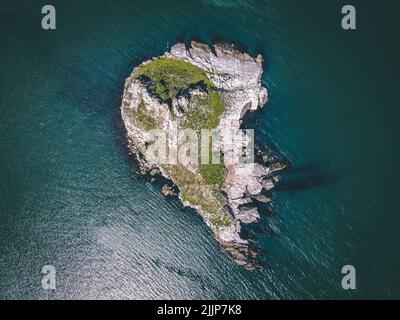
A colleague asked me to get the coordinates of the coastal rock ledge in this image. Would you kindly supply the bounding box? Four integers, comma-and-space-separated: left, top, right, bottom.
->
121, 41, 287, 269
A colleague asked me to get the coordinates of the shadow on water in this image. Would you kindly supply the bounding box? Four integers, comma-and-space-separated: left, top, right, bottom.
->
275, 163, 338, 193
241, 108, 339, 193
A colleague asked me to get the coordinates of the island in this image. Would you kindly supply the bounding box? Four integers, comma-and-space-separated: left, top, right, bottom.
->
121, 41, 287, 269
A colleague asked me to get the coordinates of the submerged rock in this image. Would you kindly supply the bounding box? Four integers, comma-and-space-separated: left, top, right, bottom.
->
120, 41, 286, 268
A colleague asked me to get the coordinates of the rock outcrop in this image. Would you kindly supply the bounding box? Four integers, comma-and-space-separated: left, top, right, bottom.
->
121, 41, 287, 269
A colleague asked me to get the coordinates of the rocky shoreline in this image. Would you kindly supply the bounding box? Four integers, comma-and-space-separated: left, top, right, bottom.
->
121, 41, 287, 269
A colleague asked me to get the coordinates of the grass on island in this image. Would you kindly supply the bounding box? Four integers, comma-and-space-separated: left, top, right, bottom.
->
136, 100, 158, 131
200, 159, 225, 187
185, 92, 225, 130
135, 58, 213, 102
187, 93, 225, 187
123, 100, 158, 131
122, 100, 158, 131
163, 164, 231, 228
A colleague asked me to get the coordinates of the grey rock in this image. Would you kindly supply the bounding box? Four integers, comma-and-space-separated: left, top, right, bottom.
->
262, 178, 275, 190
237, 206, 260, 224
149, 168, 159, 176
161, 185, 175, 197
252, 195, 271, 203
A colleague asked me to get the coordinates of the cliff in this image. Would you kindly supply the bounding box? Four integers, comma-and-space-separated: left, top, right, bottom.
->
121, 41, 287, 269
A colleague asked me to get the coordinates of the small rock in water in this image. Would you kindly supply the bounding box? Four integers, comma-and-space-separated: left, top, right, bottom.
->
150, 168, 159, 176
161, 185, 175, 197
252, 195, 271, 203
262, 178, 275, 190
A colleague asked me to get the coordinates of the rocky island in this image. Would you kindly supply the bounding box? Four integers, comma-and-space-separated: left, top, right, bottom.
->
121, 41, 287, 269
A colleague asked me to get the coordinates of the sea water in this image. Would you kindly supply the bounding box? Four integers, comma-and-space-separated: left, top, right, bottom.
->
0, 0, 399, 299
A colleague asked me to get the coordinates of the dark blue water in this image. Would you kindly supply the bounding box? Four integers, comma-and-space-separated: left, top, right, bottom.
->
1, 0, 399, 299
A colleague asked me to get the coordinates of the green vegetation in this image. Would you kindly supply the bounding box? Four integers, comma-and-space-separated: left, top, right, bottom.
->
187, 92, 225, 186
200, 160, 224, 187
163, 164, 231, 228
136, 100, 158, 131
135, 58, 213, 101
122, 100, 157, 132
185, 92, 225, 130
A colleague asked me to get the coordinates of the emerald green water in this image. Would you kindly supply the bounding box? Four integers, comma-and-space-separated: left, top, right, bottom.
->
0, 0, 399, 299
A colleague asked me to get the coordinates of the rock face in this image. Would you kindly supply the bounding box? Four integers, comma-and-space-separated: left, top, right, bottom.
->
121, 41, 287, 269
